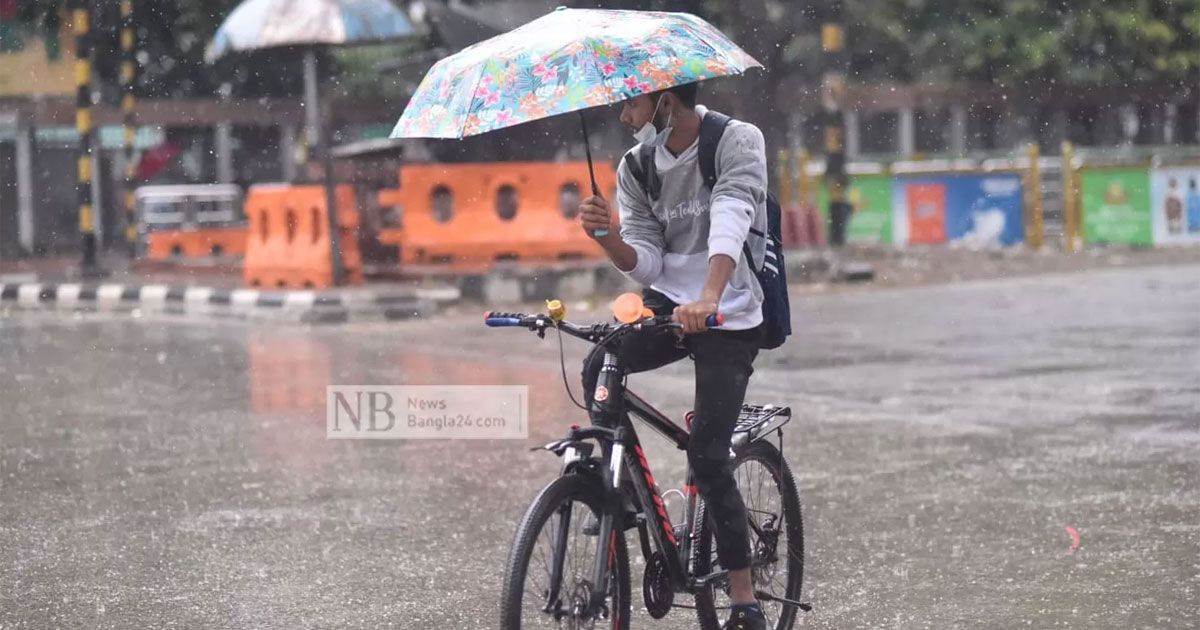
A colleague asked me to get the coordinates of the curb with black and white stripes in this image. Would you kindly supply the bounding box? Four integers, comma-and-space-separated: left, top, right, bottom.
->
0, 281, 461, 323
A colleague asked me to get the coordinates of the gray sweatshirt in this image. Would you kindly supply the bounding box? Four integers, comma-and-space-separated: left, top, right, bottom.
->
615, 105, 768, 330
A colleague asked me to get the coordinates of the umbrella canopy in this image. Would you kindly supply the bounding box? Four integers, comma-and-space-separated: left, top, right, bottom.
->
205, 0, 415, 61
390, 8, 761, 139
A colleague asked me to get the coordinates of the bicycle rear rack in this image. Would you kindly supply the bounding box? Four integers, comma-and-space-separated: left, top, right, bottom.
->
731, 404, 792, 447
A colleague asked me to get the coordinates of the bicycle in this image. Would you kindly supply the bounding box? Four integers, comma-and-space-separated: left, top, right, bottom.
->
490, 296, 809, 629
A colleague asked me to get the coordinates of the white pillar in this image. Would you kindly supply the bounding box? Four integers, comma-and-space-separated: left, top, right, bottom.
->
216, 82, 234, 184
303, 49, 321, 150
949, 104, 967, 156
1164, 103, 1177, 145
788, 112, 805, 153
215, 123, 233, 183
844, 109, 860, 158
15, 122, 34, 253
1119, 104, 1139, 147
898, 107, 915, 157
280, 124, 297, 182
91, 149, 103, 249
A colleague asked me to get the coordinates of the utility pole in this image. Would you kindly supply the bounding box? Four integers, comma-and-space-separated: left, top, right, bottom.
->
120, 0, 138, 257
821, 0, 850, 247
70, 0, 101, 275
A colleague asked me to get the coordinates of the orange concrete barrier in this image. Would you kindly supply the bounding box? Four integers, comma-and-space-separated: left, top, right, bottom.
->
146, 226, 247, 259
376, 161, 617, 265
243, 185, 292, 288
243, 184, 363, 289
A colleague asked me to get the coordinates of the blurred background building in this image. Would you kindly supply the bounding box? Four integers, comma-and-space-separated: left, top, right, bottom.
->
0, 0, 1197, 256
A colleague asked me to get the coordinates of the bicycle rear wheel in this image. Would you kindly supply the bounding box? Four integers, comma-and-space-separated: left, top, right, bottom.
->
692, 440, 804, 630
500, 473, 631, 630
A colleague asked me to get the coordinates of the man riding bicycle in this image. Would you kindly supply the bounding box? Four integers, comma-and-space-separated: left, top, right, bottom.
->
579, 81, 770, 630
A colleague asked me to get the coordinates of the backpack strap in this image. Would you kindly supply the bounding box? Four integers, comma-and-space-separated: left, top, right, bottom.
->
700, 111, 759, 270
698, 110, 732, 192
622, 143, 660, 202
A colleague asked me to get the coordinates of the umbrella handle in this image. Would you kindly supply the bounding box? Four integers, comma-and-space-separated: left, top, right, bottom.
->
580, 112, 609, 237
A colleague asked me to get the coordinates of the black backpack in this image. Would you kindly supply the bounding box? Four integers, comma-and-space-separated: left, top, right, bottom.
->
624, 110, 792, 349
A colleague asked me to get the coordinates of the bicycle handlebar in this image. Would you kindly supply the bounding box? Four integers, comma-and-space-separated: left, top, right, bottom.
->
483, 310, 723, 341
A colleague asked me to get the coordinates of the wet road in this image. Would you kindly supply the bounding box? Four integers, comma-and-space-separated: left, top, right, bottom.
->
2, 265, 1198, 629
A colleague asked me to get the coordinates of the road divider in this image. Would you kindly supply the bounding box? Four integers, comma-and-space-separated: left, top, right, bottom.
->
0, 280, 459, 324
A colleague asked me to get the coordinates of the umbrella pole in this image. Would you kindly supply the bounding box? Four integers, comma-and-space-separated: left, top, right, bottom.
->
579, 112, 608, 237
305, 47, 344, 286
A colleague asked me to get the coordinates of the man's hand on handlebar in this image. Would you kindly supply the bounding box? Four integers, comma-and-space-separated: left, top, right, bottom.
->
674, 298, 719, 335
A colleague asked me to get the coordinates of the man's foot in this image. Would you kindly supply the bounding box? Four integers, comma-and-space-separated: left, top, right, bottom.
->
722, 602, 766, 630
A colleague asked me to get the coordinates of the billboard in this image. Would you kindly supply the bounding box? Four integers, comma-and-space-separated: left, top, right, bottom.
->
1079, 168, 1153, 246
1149, 167, 1200, 245
816, 173, 893, 244
891, 173, 1024, 246
846, 174, 893, 244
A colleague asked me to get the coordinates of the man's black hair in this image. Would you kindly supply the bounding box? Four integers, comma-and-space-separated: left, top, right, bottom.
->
664, 81, 699, 107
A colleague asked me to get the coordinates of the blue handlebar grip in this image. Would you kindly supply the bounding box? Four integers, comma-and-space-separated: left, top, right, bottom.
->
485, 317, 523, 327
593, 228, 609, 237
705, 313, 724, 328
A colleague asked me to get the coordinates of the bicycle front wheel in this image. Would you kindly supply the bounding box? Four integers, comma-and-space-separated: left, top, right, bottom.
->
693, 439, 805, 630
500, 473, 631, 630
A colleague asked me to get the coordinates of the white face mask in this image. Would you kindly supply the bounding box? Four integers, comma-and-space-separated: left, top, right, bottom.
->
632, 95, 674, 147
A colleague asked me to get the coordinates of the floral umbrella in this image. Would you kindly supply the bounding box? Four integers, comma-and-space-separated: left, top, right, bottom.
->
391, 7, 761, 140
391, 7, 760, 234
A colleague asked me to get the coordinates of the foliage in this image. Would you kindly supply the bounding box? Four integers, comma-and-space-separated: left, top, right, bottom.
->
844, 0, 1200, 87
11, 1, 1198, 98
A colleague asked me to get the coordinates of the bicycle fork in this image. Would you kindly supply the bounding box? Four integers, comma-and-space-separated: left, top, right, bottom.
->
541, 431, 626, 619
586, 438, 625, 614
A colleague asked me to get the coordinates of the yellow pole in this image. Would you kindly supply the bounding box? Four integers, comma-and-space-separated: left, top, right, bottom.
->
72, 0, 98, 271
1024, 143, 1043, 249
776, 149, 794, 206
121, 0, 138, 256
1061, 141, 1077, 254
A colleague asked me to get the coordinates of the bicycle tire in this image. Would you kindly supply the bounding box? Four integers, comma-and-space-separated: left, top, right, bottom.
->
500, 472, 632, 630
692, 440, 804, 630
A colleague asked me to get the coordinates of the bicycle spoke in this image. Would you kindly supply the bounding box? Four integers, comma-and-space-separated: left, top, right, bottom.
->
724, 455, 794, 629
519, 495, 612, 629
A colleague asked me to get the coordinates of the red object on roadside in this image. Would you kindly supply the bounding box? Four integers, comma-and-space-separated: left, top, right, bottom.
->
135, 141, 181, 181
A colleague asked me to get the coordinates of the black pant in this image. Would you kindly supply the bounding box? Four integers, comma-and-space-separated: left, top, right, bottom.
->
581, 289, 760, 571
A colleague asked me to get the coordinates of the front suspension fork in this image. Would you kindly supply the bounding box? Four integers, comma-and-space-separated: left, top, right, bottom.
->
586, 439, 625, 612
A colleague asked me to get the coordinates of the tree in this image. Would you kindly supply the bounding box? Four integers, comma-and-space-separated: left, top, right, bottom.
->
843, 0, 1200, 88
